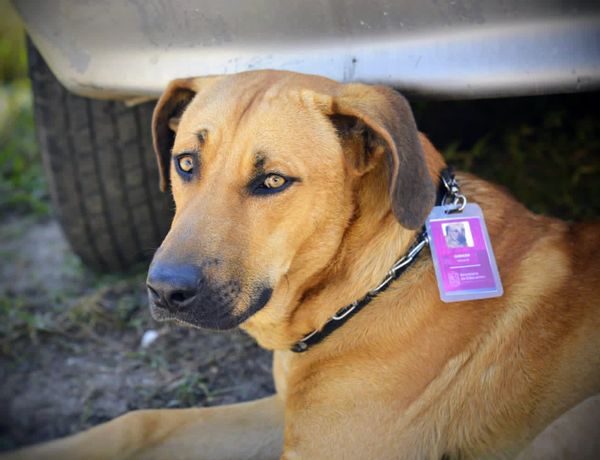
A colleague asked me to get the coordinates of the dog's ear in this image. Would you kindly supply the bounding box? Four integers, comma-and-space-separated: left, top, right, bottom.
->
152, 78, 197, 192
330, 84, 435, 230
152, 77, 220, 192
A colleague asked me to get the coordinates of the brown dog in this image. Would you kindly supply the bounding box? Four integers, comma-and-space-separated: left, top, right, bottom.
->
6, 70, 600, 459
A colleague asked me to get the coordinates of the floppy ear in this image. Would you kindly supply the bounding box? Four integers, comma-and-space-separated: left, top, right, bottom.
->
330, 84, 435, 230
152, 76, 220, 192
152, 78, 197, 192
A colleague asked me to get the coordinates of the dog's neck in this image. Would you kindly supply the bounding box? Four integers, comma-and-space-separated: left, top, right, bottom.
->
242, 134, 445, 350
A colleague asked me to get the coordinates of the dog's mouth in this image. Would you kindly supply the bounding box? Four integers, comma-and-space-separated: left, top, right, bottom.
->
148, 284, 273, 331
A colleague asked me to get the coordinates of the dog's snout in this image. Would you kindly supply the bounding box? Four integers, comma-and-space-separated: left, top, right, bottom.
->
147, 263, 200, 312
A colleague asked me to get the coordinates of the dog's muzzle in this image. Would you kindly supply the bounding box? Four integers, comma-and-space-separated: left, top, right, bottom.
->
146, 262, 272, 330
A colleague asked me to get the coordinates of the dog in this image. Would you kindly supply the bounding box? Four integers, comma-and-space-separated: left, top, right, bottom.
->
6, 70, 600, 459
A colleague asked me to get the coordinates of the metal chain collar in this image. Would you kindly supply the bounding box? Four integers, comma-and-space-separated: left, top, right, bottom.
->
290, 231, 429, 352
290, 167, 462, 354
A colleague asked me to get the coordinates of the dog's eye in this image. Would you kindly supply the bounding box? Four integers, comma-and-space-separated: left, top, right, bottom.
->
177, 155, 194, 173
250, 173, 294, 195
263, 174, 286, 189
175, 154, 196, 180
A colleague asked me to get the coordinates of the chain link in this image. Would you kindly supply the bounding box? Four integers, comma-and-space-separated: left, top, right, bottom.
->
441, 169, 467, 213
296, 232, 429, 347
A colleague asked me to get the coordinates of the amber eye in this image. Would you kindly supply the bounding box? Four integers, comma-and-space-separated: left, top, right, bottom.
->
250, 172, 294, 196
264, 174, 286, 189
177, 155, 194, 173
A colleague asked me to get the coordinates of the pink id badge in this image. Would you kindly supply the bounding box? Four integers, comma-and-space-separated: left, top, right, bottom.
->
425, 203, 503, 302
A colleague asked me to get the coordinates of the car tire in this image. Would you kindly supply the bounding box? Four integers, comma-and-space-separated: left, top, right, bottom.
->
27, 40, 173, 272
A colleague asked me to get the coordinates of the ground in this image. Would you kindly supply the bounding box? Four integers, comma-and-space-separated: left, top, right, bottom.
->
0, 216, 274, 451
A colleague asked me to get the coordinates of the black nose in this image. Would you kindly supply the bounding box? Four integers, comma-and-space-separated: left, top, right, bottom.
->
147, 263, 200, 312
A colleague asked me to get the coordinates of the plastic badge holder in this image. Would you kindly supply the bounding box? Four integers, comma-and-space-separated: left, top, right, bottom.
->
426, 203, 503, 303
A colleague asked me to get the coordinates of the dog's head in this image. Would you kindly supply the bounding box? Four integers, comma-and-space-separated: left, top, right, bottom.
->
147, 70, 436, 332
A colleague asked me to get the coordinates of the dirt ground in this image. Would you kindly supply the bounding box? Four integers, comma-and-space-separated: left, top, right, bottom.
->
0, 215, 274, 451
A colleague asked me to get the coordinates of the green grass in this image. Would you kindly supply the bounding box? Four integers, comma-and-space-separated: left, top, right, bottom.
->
0, 80, 48, 216
0, 271, 147, 358
442, 110, 599, 220
415, 95, 600, 221
0, 0, 28, 82
0, 0, 48, 217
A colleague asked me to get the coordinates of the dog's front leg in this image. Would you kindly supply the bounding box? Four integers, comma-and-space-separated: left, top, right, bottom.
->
4, 395, 284, 460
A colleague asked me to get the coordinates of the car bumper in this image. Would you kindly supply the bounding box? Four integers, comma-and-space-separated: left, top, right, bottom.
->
13, 0, 600, 100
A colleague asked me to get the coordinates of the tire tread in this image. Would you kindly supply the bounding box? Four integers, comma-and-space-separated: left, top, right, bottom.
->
27, 40, 172, 272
